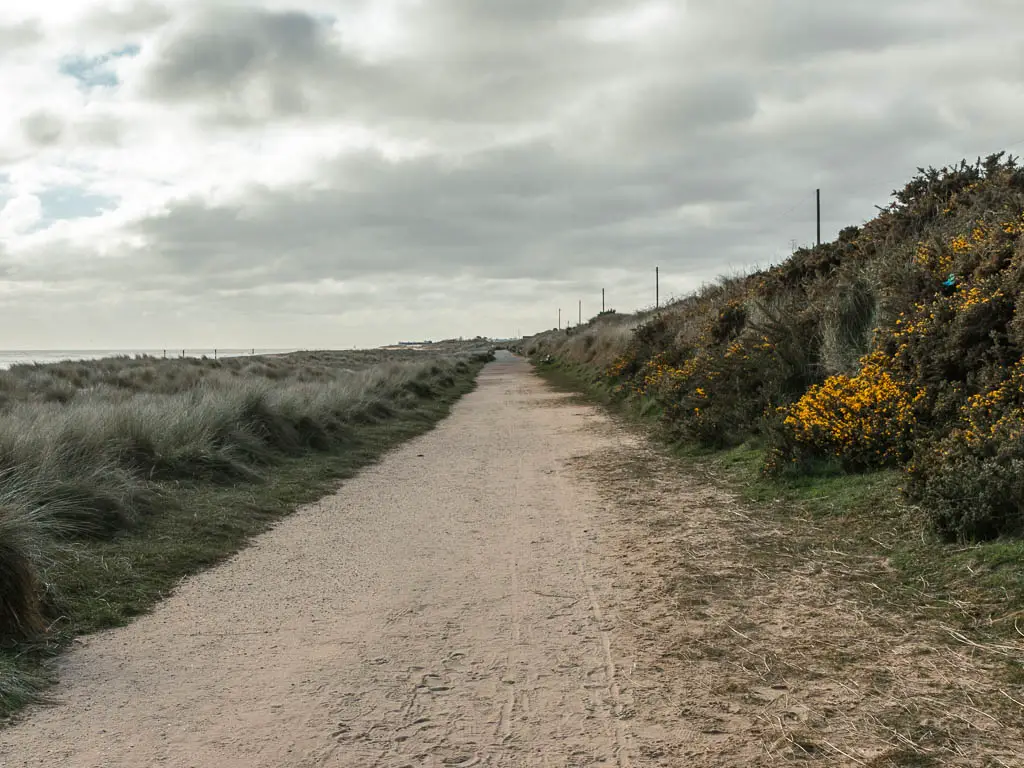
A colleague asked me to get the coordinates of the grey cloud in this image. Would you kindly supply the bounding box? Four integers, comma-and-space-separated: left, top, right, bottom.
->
8, 0, 1024, 347
75, 114, 124, 146
132, 0, 976, 148
134, 2, 638, 127
125, 138, 763, 295
400, 0, 631, 60
20, 110, 65, 146
16, 111, 123, 150
141, 8, 366, 112
0, 20, 43, 54
84, 2, 172, 36
679, 1, 959, 66
613, 73, 759, 149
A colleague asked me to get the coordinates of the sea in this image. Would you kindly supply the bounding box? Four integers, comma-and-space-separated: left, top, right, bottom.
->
0, 349, 299, 370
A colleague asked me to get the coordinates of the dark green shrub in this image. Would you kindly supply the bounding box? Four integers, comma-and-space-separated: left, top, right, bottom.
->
907, 429, 1024, 541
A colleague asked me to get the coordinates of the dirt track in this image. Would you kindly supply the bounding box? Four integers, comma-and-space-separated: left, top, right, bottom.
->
2, 353, 1022, 767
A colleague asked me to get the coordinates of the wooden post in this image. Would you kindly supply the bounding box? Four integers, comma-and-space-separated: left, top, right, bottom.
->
816, 188, 821, 246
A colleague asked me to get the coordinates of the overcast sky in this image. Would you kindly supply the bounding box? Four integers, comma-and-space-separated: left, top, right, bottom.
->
0, 0, 1021, 349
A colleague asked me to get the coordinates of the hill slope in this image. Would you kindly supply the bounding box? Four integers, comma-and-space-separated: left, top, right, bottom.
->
523, 151, 1024, 542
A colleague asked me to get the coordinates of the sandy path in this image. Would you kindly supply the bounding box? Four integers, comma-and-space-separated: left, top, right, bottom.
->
0, 353, 647, 767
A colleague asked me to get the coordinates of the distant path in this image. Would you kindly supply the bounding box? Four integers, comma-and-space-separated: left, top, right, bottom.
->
0, 352, 650, 767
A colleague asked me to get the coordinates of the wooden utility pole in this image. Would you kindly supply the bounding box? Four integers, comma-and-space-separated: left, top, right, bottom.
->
816, 188, 821, 246
578, 300, 581, 325
656, 267, 660, 309
602, 288, 605, 312
558, 308, 561, 329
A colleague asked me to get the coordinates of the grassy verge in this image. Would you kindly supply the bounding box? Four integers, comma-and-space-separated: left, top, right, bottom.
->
535, 358, 1024, 643
0, 353, 490, 720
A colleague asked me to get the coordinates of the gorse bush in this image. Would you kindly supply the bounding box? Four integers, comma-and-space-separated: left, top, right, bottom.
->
524, 151, 1024, 541
768, 351, 924, 473
907, 417, 1024, 541
906, 360, 1024, 539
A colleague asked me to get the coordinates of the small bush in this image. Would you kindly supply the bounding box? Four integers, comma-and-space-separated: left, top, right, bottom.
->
908, 444, 1024, 542
768, 352, 924, 473
906, 361, 1024, 539
0, 475, 81, 643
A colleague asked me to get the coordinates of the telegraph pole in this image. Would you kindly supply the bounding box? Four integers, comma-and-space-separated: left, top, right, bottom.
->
602, 288, 605, 313
655, 266, 660, 309
816, 188, 821, 247
558, 308, 561, 329
578, 300, 581, 325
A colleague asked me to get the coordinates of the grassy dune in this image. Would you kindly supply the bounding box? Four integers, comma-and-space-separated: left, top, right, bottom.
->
518, 154, 1024, 644
0, 347, 493, 717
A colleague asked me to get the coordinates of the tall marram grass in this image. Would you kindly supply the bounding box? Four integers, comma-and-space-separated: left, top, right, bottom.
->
0, 350, 491, 649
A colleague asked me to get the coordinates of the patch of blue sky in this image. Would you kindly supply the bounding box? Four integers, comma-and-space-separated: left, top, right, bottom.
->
36, 186, 117, 225
59, 44, 140, 89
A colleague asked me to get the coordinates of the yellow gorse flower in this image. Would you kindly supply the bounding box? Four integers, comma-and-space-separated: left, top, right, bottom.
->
951, 234, 971, 254
913, 242, 953, 279
782, 350, 922, 465
949, 358, 1024, 448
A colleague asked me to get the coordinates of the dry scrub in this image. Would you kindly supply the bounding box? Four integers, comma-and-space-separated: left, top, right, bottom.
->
523, 153, 1024, 542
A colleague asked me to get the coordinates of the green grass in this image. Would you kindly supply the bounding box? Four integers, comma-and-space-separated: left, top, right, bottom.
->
534, 358, 1024, 642
0, 351, 491, 721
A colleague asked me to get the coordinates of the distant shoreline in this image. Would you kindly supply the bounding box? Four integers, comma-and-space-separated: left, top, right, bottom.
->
0, 349, 298, 370
0, 342, 499, 370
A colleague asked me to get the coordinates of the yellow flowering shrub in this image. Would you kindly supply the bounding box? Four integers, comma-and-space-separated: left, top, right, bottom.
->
607, 354, 632, 378
775, 351, 924, 470
913, 242, 953, 280
945, 360, 1024, 447
636, 352, 691, 396
1001, 212, 1024, 236
906, 359, 1024, 540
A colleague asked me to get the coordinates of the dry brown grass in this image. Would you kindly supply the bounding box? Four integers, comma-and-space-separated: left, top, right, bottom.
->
568, 438, 1024, 766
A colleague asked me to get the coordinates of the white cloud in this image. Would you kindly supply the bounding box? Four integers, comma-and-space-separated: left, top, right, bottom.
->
0, 0, 1022, 348
584, 2, 681, 43
0, 193, 42, 235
